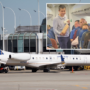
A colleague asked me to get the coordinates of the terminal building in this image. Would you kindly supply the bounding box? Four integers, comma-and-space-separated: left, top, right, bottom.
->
0, 18, 63, 54
0, 18, 90, 54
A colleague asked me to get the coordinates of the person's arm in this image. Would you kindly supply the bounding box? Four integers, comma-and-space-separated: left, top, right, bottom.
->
53, 18, 61, 35
70, 30, 74, 42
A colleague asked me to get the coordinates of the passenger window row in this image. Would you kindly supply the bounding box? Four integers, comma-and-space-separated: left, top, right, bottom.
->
31, 57, 60, 60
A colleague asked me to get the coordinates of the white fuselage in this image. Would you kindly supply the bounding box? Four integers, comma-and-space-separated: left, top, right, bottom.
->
1, 50, 90, 69
63, 55, 90, 66
0, 52, 62, 68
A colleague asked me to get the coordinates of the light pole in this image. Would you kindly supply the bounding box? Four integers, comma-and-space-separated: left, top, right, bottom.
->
34, 10, 45, 18
4, 6, 16, 33
18, 8, 32, 26
79, 0, 81, 2
38, 0, 40, 25
0, 2, 4, 50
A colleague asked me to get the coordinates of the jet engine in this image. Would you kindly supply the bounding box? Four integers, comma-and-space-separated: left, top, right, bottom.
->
9, 53, 30, 61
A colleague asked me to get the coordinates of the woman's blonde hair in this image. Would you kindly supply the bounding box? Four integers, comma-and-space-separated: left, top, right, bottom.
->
82, 24, 89, 30
47, 25, 51, 30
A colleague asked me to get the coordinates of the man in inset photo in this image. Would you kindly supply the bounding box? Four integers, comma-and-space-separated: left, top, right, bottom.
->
53, 5, 70, 49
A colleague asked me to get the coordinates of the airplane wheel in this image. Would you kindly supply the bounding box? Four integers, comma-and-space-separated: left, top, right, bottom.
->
4, 69, 8, 73
32, 69, 37, 72
74, 67, 78, 71
81, 66, 84, 70
69, 67, 72, 71
43, 69, 50, 72
74, 66, 79, 71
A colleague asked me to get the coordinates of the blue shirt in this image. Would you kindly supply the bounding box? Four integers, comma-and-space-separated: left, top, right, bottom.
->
76, 27, 82, 37
70, 27, 80, 39
47, 27, 55, 39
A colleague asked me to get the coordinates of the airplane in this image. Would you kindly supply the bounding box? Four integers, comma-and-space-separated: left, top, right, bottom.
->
0, 50, 64, 73
0, 49, 90, 73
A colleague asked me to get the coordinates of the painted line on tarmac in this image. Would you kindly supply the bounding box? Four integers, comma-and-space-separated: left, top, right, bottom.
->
75, 85, 80, 87
74, 85, 88, 89
82, 87, 88, 89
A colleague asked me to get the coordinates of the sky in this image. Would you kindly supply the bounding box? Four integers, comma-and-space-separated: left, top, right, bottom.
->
0, 0, 90, 34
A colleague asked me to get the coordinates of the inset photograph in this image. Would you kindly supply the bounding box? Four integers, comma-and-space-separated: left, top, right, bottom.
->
46, 4, 90, 50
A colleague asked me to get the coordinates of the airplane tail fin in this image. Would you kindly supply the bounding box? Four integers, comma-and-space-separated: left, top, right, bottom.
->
0, 49, 4, 55
61, 55, 65, 64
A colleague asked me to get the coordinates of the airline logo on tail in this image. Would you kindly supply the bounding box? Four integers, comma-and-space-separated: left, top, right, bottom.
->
61, 55, 65, 64
57, 55, 65, 63
0, 50, 4, 55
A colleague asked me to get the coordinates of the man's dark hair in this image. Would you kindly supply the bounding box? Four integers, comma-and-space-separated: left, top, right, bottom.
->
75, 20, 79, 23
59, 5, 66, 11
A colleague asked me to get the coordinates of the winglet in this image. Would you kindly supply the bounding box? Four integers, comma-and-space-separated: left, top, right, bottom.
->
61, 55, 65, 64
0, 49, 4, 55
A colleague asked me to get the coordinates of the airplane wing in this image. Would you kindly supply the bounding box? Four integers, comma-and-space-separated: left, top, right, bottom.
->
28, 62, 62, 68
38, 62, 62, 68
0, 61, 6, 64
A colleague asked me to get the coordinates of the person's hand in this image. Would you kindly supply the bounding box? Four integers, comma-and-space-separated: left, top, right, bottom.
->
70, 39, 73, 42
80, 47, 82, 49
60, 32, 65, 36
67, 20, 70, 25
47, 47, 51, 49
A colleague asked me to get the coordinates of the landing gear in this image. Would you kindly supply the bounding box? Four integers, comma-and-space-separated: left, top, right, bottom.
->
4, 69, 8, 73
74, 66, 78, 71
0, 67, 8, 73
43, 68, 50, 72
32, 69, 38, 72
69, 66, 79, 71
80, 66, 84, 70
69, 66, 72, 71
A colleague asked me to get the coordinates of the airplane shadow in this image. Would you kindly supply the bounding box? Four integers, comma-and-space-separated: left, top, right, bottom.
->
6, 69, 88, 74
8, 70, 62, 74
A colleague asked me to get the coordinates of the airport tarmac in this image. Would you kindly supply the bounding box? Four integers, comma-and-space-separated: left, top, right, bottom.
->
0, 69, 90, 90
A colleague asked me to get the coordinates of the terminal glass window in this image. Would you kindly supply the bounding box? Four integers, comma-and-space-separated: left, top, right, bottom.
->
40, 18, 46, 33
30, 33, 36, 52
0, 40, 3, 50
24, 33, 29, 52
13, 33, 19, 52
13, 40, 17, 52
8, 34, 13, 52
18, 33, 24, 52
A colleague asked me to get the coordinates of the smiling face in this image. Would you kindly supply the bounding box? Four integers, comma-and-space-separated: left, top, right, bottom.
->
74, 21, 80, 28
59, 8, 66, 17
79, 19, 87, 27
